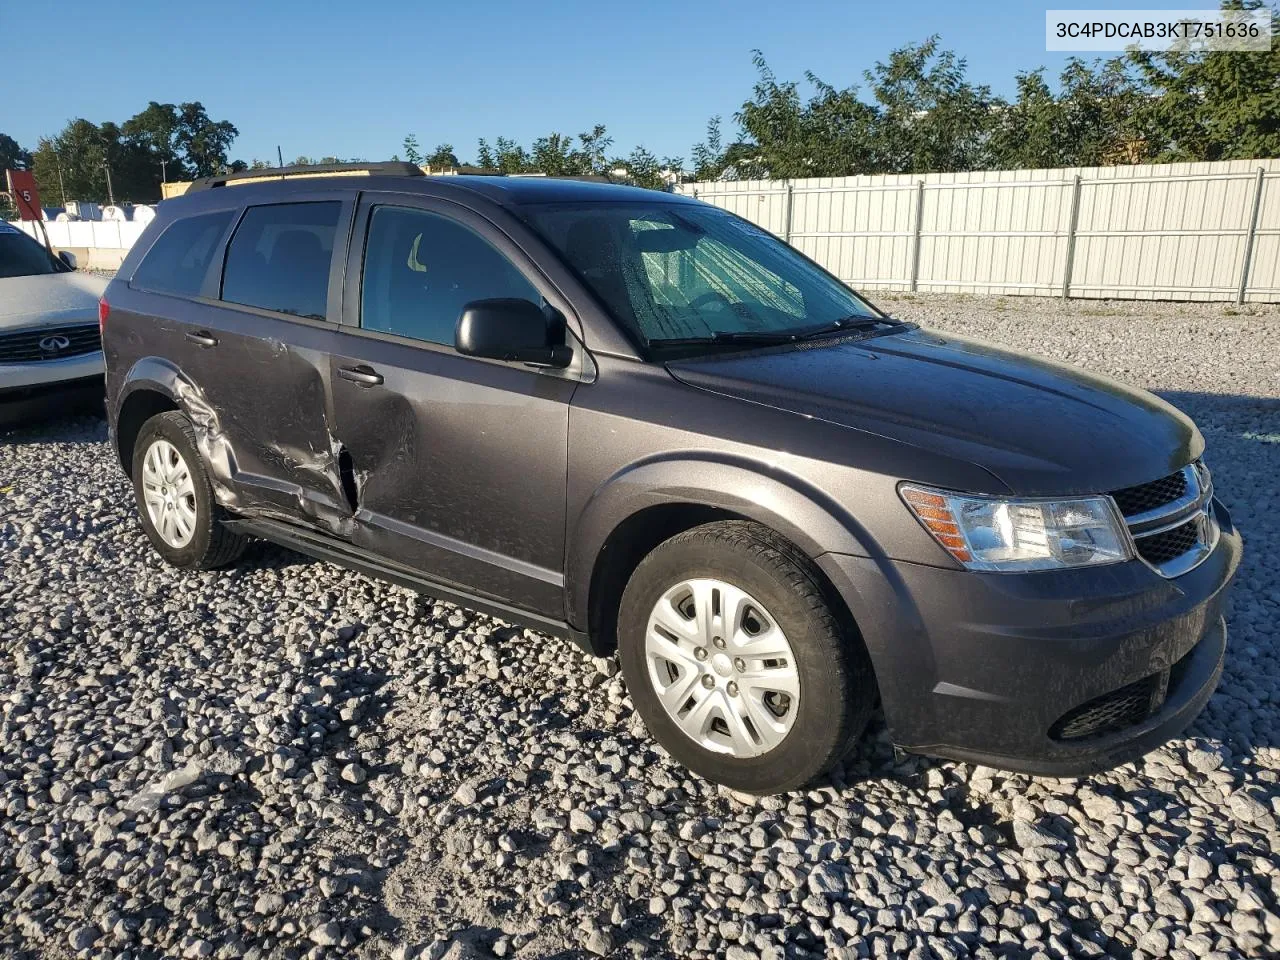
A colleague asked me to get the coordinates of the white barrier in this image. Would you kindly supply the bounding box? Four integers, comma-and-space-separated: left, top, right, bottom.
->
10, 218, 148, 251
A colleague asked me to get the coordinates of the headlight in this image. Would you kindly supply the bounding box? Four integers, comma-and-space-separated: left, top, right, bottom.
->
900, 483, 1132, 572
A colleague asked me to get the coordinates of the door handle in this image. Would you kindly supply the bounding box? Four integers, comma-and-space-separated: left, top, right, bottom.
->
338, 365, 383, 387
185, 330, 218, 347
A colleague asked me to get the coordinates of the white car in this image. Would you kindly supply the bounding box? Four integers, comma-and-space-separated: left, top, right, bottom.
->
0, 222, 108, 427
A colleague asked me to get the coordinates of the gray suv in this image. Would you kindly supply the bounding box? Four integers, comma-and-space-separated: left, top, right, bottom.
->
102, 163, 1240, 794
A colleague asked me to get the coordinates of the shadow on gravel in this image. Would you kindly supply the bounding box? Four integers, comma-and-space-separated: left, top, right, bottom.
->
0, 412, 108, 446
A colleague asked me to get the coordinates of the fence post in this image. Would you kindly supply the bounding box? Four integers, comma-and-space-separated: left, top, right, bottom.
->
782, 181, 794, 244
1237, 166, 1266, 305
1061, 174, 1083, 300
909, 180, 925, 292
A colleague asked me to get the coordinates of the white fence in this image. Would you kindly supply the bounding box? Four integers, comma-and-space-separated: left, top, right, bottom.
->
10, 219, 147, 270
677, 159, 1280, 303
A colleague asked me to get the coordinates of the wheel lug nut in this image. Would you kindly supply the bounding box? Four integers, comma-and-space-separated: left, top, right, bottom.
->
701, 675, 715, 689
713, 637, 726, 650
694, 647, 708, 661
734, 657, 745, 672
727, 681, 739, 697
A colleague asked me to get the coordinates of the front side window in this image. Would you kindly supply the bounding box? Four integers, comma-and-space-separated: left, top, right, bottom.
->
361, 206, 540, 345
525, 202, 879, 348
131, 210, 233, 296
221, 202, 340, 320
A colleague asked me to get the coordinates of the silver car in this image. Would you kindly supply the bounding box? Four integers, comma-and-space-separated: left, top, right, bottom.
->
0, 222, 107, 426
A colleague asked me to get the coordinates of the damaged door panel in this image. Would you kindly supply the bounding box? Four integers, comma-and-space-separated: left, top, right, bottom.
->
171, 196, 358, 533
182, 303, 353, 532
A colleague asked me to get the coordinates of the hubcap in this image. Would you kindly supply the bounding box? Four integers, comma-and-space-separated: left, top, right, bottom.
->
644, 578, 801, 758
141, 438, 197, 549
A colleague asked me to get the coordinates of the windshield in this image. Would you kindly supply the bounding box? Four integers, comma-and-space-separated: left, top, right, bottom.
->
0, 226, 67, 279
524, 202, 883, 349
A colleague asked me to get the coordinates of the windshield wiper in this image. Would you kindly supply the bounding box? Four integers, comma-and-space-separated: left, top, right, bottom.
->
654, 316, 895, 347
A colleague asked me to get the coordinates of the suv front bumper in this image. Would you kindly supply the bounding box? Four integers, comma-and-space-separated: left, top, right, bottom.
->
819, 498, 1241, 776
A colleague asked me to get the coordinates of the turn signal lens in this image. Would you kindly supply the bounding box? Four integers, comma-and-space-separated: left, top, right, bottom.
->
901, 487, 972, 562
900, 483, 1131, 572
98, 297, 110, 333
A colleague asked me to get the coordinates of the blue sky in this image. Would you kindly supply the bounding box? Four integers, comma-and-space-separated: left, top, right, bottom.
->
7, 0, 1183, 166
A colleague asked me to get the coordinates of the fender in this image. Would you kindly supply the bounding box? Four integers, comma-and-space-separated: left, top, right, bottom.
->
114, 356, 239, 506
565, 450, 894, 630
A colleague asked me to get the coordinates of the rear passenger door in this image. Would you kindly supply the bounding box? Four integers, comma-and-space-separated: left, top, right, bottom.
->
131, 194, 354, 533
328, 195, 581, 617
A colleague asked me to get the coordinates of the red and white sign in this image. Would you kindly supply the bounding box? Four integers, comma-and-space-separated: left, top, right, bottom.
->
5, 169, 43, 221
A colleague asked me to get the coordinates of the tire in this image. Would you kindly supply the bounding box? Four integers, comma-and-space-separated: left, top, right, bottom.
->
618, 520, 876, 794
131, 411, 248, 570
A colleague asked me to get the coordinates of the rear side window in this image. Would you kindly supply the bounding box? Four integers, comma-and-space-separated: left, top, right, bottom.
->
131, 210, 234, 296
221, 202, 340, 320
361, 205, 539, 345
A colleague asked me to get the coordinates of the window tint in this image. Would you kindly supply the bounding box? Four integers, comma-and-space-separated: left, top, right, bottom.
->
361, 206, 540, 345
131, 210, 234, 296
221, 202, 340, 320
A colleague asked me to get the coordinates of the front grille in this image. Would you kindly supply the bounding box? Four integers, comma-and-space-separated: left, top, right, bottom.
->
1111, 469, 1188, 517
1050, 673, 1161, 740
1135, 516, 1203, 567
0, 324, 101, 363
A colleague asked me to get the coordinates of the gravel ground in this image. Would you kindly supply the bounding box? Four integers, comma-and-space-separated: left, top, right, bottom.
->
2, 293, 1279, 960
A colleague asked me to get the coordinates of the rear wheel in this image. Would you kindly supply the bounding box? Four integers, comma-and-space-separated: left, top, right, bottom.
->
617, 520, 876, 794
131, 411, 248, 569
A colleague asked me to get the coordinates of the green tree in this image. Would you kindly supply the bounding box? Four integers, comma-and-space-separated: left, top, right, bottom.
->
988, 60, 1144, 169
576, 124, 614, 174
733, 51, 882, 178
610, 146, 682, 190
865, 36, 1000, 173
402, 134, 423, 165
33, 120, 107, 204
1129, 1, 1280, 161
425, 143, 460, 168
734, 53, 812, 178
174, 102, 239, 177
0, 133, 31, 172
121, 101, 187, 183
531, 132, 580, 175
476, 136, 532, 173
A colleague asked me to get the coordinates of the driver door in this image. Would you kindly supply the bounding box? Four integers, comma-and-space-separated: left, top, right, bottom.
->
327, 195, 581, 617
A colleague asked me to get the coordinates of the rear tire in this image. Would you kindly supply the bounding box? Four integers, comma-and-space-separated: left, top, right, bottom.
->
617, 520, 875, 794
131, 411, 248, 570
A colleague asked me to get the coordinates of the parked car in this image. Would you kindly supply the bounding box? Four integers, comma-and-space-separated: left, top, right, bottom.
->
0, 222, 107, 427
101, 163, 1240, 794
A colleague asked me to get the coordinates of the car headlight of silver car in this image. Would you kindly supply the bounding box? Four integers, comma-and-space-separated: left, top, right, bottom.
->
900, 483, 1132, 572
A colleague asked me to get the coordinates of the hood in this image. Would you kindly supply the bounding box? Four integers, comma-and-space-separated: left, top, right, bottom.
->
666, 327, 1202, 496
0, 272, 108, 331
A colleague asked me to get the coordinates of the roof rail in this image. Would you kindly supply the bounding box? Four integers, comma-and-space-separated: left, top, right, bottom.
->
185, 161, 424, 192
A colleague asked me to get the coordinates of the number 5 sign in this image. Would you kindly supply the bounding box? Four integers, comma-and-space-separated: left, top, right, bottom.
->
5, 169, 43, 221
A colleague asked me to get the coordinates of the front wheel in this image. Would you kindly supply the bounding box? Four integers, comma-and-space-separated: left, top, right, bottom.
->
617, 520, 876, 794
131, 411, 248, 570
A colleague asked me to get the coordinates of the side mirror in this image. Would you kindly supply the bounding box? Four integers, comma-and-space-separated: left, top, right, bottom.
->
456, 298, 572, 368
58, 250, 77, 270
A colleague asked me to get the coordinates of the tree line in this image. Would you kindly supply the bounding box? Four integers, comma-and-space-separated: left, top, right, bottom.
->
3, 1, 1277, 213
2, 102, 238, 214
